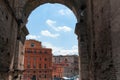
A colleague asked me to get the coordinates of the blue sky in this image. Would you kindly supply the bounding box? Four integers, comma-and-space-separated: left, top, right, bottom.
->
26, 3, 78, 55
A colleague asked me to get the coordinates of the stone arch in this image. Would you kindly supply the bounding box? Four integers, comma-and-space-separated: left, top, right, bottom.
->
1, 0, 120, 80
22, 0, 79, 24
21, 1, 89, 80
0, 0, 90, 80
22, 0, 79, 22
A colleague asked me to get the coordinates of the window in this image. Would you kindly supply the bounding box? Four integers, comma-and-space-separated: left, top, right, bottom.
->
39, 71, 41, 73
65, 58, 68, 62
39, 64, 41, 68
27, 57, 30, 68
39, 75, 41, 77
40, 58, 41, 61
33, 57, 36, 68
32, 75, 36, 80
34, 50, 36, 53
27, 64, 30, 68
31, 43, 34, 47
44, 58, 47, 61
44, 64, 47, 68
27, 50, 31, 53
45, 71, 47, 73
33, 64, 36, 68
45, 75, 46, 78
26, 49, 32, 53
33, 71, 36, 73
44, 51, 47, 54
39, 51, 42, 54
54, 75, 56, 78
59, 58, 61, 63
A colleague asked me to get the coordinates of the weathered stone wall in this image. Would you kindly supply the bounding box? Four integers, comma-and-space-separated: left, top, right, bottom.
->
110, 0, 120, 80
0, 0, 18, 79
87, 0, 117, 80
0, 0, 17, 70
90, 0, 120, 80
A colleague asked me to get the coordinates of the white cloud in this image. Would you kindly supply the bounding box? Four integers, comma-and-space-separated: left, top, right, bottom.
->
46, 19, 58, 31
46, 19, 72, 32
42, 42, 78, 55
26, 34, 41, 40
59, 9, 65, 15
58, 9, 72, 16
58, 26, 72, 32
41, 30, 59, 38
57, 45, 78, 56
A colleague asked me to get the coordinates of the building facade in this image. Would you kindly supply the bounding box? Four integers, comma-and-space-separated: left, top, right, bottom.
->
23, 40, 52, 80
52, 55, 79, 79
52, 63, 64, 80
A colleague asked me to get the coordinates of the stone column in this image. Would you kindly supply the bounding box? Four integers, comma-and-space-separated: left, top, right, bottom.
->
12, 24, 28, 80
75, 21, 89, 80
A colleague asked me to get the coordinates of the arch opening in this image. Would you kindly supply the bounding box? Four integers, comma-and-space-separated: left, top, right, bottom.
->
24, 3, 79, 80
26, 3, 78, 56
